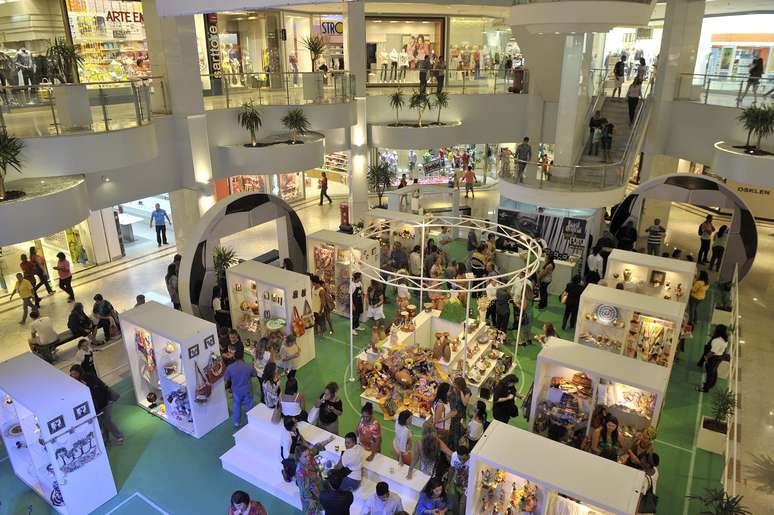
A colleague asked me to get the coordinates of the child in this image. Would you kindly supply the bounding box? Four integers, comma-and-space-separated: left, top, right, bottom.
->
74, 339, 97, 376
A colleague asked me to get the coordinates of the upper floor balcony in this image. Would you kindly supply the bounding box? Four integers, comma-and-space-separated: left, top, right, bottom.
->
509, 0, 656, 34
675, 73, 774, 109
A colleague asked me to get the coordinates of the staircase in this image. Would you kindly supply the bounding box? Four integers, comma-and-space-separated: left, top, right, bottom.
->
220, 404, 428, 513
573, 97, 634, 186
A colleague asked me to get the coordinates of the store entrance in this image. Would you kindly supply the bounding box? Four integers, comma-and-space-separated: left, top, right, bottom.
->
115, 194, 175, 258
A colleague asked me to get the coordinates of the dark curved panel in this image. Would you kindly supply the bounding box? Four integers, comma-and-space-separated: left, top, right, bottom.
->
190, 240, 207, 307
224, 194, 271, 215
663, 176, 720, 191
610, 195, 637, 235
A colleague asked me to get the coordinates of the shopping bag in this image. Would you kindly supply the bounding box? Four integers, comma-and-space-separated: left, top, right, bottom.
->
292, 306, 306, 337
204, 352, 226, 383
303, 300, 315, 329
194, 362, 212, 403
307, 406, 320, 426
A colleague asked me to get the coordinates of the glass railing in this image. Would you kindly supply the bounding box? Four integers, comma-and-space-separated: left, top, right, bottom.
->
201, 71, 355, 110
365, 67, 528, 96
513, 0, 651, 3
0, 77, 168, 138
676, 73, 774, 108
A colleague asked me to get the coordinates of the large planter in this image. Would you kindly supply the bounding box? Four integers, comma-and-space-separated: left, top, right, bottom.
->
696, 416, 727, 455
712, 140, 774, 187
215, 133, 325, 178
369, 121, 464, 150
54, 84, 93, 131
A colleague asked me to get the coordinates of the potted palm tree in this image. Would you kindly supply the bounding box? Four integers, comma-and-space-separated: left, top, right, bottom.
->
0, 130, 24, 201
282, 108, 311, 144
434, 91, 449, 125
213, 245, 238, 297
389, 91, 405, 126
409, 91, 432, 127
696, 389, 735, 455
687, 487, 751, 515
736, 104, 774, 155
47, 38, 91, 131
367, 161, 396, 208
301, 35, 326, 71
238, 100, 262, 147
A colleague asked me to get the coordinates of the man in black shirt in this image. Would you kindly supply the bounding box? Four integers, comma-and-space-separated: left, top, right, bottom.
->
319, 473, 354, 515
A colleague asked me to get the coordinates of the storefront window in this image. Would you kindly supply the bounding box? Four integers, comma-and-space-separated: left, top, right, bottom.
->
272, 172, 304, 202
0, 221, 95, 294
312, 15, 345, 70
365, 17, 444, 84
448, 17, 509, 72
603, 27, 662, 75
284, 13, 313, 72
65, 0, 149, 82
694, 15, 774, 77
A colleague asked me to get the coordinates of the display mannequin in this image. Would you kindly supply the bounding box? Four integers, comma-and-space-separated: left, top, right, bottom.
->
398, 47, 409, 81
389, 48, 399, 81
15, 48, 33, 103
380, 50, 389, 81
472, 46, 481, 80
408, 150, 417, 178
461, 46, 471, 77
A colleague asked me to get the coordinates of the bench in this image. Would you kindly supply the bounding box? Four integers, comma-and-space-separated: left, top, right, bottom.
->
30, 330, 119, 363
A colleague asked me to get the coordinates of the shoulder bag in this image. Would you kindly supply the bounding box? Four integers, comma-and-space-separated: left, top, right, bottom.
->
638, 475, 658, 513
302, 299, 315, 329
194, 362, 212, 403
560, 291, 568, 304
204, 352, 226, 384
291, 306, 306, 337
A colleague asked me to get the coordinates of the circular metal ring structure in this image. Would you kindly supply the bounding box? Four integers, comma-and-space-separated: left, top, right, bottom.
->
355, 214, 543, 294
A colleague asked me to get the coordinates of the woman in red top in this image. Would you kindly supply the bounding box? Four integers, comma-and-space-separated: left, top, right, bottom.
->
19, 254, 41, 306
54, 252, 75, 302
228, 491, 267, 515
319, 171, 332, 205
357, 402, 382, 461
29, 247, 54, 295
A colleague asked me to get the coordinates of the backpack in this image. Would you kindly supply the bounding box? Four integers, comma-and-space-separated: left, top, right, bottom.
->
614, 61, 625, 76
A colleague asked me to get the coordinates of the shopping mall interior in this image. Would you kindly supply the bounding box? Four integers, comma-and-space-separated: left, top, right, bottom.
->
0, 0, 773, 513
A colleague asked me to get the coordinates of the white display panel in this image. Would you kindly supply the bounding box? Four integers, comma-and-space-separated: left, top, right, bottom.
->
604, 249, 696, 305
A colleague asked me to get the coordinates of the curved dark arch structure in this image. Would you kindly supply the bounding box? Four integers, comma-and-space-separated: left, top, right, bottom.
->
179, 192, 307, 318
611, 174, 757, 282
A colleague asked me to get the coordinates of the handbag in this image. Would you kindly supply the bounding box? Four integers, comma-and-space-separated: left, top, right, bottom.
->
302, 299, 315, 329
194, 362, 212, 403
271, 403, 282, 424
292, 306, 306, 337
204, 352, 226, 384
638, 476, 659, 513
560, 291, 568, 304
307, 406, 320, 426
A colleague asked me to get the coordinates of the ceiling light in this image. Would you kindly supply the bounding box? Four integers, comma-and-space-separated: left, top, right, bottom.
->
102, 176, 111, 183
248, 16, 257, 20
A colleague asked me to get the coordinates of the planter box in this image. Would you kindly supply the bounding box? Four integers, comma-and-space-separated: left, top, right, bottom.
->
54, 84, 93, 130
696, 416, 727, 455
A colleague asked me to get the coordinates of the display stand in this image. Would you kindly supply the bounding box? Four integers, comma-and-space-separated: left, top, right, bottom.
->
496, 250, 576, 296
367, 208, 424, 253
529, 338, 669, 448
604, 249, 696, 304
0, 353, 117, 514
226, 260, 315, 369
575, 283, 686, 368
119, 301, 228, 439
221, 404, 430, 513
467, 421, 643, 515
307, 230, 380, 317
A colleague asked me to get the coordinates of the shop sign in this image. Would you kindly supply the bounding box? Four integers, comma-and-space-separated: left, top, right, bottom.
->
423, 159, 443, 174
106, 10, 144, 23
205, 13, 222, 79
322, 20, 344, 36
497, 208, 587, 261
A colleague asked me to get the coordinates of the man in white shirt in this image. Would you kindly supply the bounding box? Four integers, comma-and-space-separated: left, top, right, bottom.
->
587, 246, 604, 279
363, 481, 404, 515
699, 325, 729, 392
30, 316, 58, 346
338, 432, 364, 492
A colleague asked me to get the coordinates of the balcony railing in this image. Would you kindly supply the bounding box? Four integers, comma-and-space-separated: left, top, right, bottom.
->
201, 71, 355, 110
0, 77, 169, 138
676, 73, 774, 108
366, 67, 528, 96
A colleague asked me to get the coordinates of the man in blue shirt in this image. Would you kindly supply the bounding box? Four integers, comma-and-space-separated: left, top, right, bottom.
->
223, 349, 257, 426
149, 203, 172, 247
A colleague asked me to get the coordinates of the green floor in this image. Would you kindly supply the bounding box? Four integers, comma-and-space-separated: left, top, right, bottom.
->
0, 282, 725, 515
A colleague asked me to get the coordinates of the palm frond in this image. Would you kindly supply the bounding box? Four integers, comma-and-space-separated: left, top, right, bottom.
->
281, 108, 311, 143
238, 100, 262, 145
0, 131, 24, 176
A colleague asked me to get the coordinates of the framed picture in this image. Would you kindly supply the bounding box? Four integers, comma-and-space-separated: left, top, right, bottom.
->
204, 335, 215, 349
650, 270, 666, 287
188, 344, 200, 359
47, 415, 66, 435
73, 402, 91, 421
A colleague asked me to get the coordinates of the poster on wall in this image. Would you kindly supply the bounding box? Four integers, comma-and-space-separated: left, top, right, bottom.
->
497, 209, 588, 261
53, 426, 101, 476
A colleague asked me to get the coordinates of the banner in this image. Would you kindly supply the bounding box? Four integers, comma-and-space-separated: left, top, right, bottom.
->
497, 208, 588, 262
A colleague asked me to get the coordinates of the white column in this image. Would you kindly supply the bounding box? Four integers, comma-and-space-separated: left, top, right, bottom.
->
345, 0, 369, 223
553, 34, 590, 170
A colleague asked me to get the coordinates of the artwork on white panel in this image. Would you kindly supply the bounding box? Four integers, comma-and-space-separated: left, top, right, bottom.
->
53, 427, 101, 476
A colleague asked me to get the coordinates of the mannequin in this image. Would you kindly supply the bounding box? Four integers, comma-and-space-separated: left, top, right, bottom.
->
289, 53, 299, 85
16, 48, 33, 101
380, 50, 389, 81
398, 47, 409, 81
408, 150, 417, 178
389, 48, 399, 81
472, 46, 481, 80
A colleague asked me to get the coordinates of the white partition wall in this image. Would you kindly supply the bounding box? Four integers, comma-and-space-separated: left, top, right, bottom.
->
530, 338, 670, 446
575, 283, 686, 368
0, 353, 117, 514
119, 301, 228, 438
467, 421, 643, 515
226, 260, 315, 369
604, 249, 696, 304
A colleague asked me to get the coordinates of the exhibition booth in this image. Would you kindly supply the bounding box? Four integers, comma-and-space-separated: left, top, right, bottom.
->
604, 249, 696, 304
307, 230, 380, 317
366, 208, 424, 252
530, 338, 670, 448
468, 421, 644, 515
0, 353, 117, 514
575, 284, 686, 368
226, 260, 315, 369
119, 302, 229, 439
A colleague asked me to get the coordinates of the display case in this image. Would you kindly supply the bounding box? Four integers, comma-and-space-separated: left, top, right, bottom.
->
0, 353, 117, 514
575, 284, 686, 368
604, 249, 696, 304
119, 302, 228, 439
467, 421, 644, 515
226, 260, 315, 369
307, 230, 380, 317
529, 338, 669, 449
366, 208, 423, 254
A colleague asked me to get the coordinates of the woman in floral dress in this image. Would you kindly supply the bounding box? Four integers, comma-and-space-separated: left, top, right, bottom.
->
294, 437, 333, 514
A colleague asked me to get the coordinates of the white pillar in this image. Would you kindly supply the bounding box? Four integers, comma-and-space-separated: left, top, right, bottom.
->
554, 34, 590, 170
345, 0, 369, 223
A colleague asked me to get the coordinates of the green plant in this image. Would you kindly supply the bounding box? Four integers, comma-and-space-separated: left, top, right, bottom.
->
367, 161, 396, 207
711, 389, 736, 429
301, 35, 327, 71
434, 91, 449, 125
409, 91, 433, 127
212, 245, 238, 283
281, 108, 311, 144
687, 487, 751, 515
47, 37, 83, 83
737, 104, 774, 153
0, 130, 24, 200
388, 91, 405, 126
238, 100, 263, 147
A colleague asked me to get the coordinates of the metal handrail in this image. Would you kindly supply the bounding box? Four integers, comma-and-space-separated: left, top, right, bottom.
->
722, 264, 741, 496
0, 75, 166, 91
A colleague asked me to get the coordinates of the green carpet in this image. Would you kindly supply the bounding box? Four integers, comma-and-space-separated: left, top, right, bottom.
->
0, 282, 725, 515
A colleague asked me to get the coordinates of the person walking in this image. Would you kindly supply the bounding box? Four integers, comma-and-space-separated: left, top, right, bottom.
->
53, 252, 75, 302
319, 171, 333, 205
612, 56, 626, 97
561, 275, 585, 331
697, 215, 715, 264
587, 246, 604, 282
645, 219, 665, 256
19, 254, 41, 307
738, 57, 764, 106
150, 202, 172, 247
601, 122, 614, 162
537, 252, 555, 310
688, 271, 710, 325
698, 324, 729, 393
9, 273, 36, 324
165, 263, 180, 309
626, 77, 643, 124
29, 247, 54, 295
69, 364, 124, 445
350, 272, 365, 335
418, 54, 431, 94
709, 225, 728, 272
515, 137, 532, 183
588, 111, 606, 155
92, 294, 118, 342
434, 56, 446, 94
462, 165, 476, 199
224, 348, 257, 427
